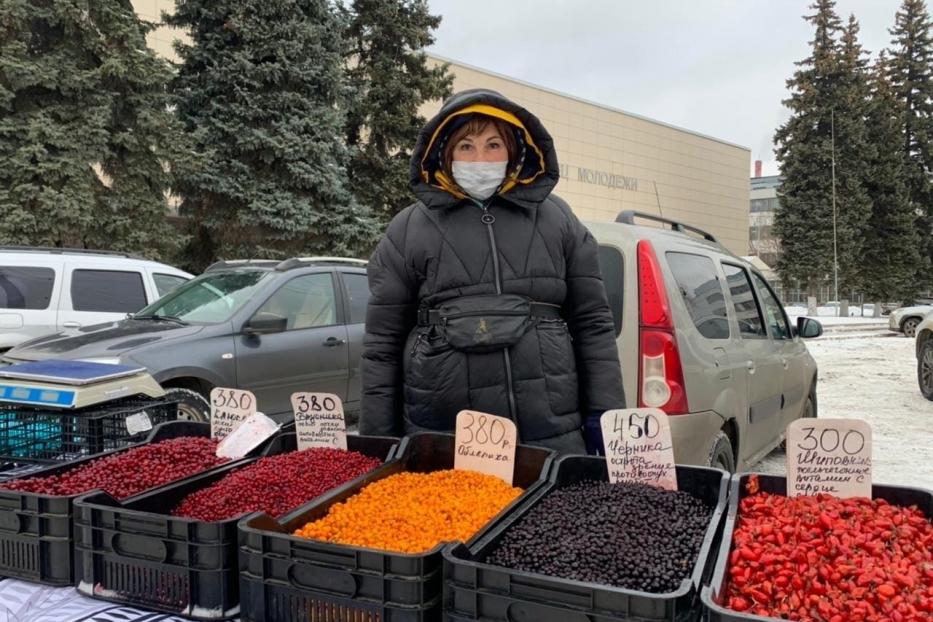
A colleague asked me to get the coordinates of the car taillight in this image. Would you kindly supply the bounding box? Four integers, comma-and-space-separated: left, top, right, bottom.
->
637, 240, 689, 415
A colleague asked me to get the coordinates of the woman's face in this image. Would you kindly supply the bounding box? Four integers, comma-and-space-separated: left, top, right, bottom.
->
451, 124, 509, 163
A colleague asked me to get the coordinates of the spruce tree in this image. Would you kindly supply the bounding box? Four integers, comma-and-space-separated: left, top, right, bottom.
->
861, 53, 922, 304
0, 1, 183, 258
96, 0, 189, 260
885, 0, 933, 292
774, 0, 843, 296
343, 0, 453, 225
168, 0, 376, 269
832, 15, 873, 296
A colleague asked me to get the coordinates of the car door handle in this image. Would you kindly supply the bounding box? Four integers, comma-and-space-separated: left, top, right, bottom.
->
323, 337, 346, 347
782, 358, 789, 370
62, 321, 81, 329
746, 361, 756, 374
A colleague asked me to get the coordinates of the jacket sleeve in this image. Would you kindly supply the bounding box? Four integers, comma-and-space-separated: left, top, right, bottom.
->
359, 211, 418, 436
560, 206, 626, 413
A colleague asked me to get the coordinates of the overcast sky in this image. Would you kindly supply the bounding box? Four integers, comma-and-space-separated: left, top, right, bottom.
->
426, 1, 905, 177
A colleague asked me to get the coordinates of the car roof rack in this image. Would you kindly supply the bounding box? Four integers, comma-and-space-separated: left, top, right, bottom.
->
274, 257, 368, 271
0, 245, 142, 259
614, 211, 719, 244
204, 259, 280, 272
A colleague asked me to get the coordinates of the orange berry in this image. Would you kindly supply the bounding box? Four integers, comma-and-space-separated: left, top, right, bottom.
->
294, 470, 522, 554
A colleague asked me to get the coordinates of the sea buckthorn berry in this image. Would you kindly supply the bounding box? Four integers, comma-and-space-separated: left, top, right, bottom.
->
294, 469, 522, 553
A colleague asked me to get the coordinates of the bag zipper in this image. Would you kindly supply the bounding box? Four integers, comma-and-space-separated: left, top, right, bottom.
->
439, 309, 528, 320
476, 200, 518, 425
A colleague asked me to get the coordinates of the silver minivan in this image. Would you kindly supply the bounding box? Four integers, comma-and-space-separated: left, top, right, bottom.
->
588, 212, 822, 471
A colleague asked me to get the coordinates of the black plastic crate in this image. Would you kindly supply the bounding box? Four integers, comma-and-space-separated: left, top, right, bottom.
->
701, 473, 933, 622
444, 456, 729, 622
238, 432, 556, 622
0, 397, 178, 464
73, 433, 399, 620
0, 421, 223, 586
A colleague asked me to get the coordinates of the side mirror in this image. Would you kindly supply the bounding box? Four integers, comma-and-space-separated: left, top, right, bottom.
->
797, 317, 823, 339
244, 312, 287, 335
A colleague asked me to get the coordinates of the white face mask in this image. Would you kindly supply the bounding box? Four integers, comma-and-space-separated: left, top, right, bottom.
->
451, 161, 508, 201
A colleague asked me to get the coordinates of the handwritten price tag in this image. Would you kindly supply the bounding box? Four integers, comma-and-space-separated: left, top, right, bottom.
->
210, 387, 256, 440
454, 410, 517, 485
601, 408, 678, 490
290, 392, 347, 451
786, 418, 872, 498
216, 411, 280, 459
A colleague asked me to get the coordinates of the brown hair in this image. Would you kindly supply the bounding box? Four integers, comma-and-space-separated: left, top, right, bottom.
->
442, 115, 518, 175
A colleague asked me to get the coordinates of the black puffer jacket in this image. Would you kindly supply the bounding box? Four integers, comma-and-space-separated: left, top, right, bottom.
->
360, 89, 625, 452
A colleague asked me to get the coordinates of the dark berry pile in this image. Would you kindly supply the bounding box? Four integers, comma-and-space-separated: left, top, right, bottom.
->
171, 447, 383, 521
0, 437, 227, 499
485, 480, 713, 593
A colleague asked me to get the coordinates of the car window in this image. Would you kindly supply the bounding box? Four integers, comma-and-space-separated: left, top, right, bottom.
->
666, 252, 729, 339
153, 273, 189, 298
597, 245, 623, 336
343, 273, 369, 325
721, 263, 767, 338
71, 270, 147, 313
752, 272, 792, 340
255, 274, 337, 330
0, 266, 55, 310
139, 270, 270, 324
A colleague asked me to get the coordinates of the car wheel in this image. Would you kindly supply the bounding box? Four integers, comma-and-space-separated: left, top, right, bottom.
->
707, 431, 735, 473
903, 317, 921, 338
919, 340, 933, 401
163, 387, 211, 422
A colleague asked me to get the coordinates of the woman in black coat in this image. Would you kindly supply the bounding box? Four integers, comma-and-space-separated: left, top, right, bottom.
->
360, 89, 625, 453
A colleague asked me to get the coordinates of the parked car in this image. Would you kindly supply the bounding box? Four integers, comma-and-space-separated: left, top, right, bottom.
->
587, 211, 822, 472
916, 310, 933, 401
1, 258, 369, 422
0, 247, 191, 353
888, 304, 933, 338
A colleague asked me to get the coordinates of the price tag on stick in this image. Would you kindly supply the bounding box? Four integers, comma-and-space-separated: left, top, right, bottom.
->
454, 410, 517, 485
216, 411, 280, 459
601, 408, 678, 490
210, 387, 256, 440
786, 418, 872, 498
290, 392, 348, 451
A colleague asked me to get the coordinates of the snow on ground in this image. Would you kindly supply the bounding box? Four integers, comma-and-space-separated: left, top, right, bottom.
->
756, 333, 933, 489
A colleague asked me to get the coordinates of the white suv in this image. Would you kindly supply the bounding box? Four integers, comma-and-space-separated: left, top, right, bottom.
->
0, 247, 192, 352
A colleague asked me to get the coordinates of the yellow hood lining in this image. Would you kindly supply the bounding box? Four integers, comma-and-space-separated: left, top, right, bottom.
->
419, 103, 547, 199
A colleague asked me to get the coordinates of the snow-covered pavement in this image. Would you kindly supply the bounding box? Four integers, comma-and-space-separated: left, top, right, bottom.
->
756, 332, 933, 489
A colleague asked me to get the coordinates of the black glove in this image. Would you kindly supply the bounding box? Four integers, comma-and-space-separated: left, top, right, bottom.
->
583, 412, 605, 456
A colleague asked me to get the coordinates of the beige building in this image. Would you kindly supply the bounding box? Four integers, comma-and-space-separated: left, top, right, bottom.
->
134, 1, 750, 256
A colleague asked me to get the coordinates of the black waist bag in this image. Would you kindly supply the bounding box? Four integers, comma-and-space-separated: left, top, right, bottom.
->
420, 294, 559, 354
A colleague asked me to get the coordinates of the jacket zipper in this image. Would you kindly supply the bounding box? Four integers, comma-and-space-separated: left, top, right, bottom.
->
478, 201, 519, 425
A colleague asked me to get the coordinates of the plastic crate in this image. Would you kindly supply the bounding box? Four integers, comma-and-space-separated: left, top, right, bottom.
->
72, 432, 399, 620
238, 432, 556, 622
0, 397, 178, 464
700, 473, 933, 622
0, 421, 223, 586
444, 456, 729, 622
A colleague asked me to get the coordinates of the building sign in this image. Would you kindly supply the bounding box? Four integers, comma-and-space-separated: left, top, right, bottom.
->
560, 164, 639, 192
